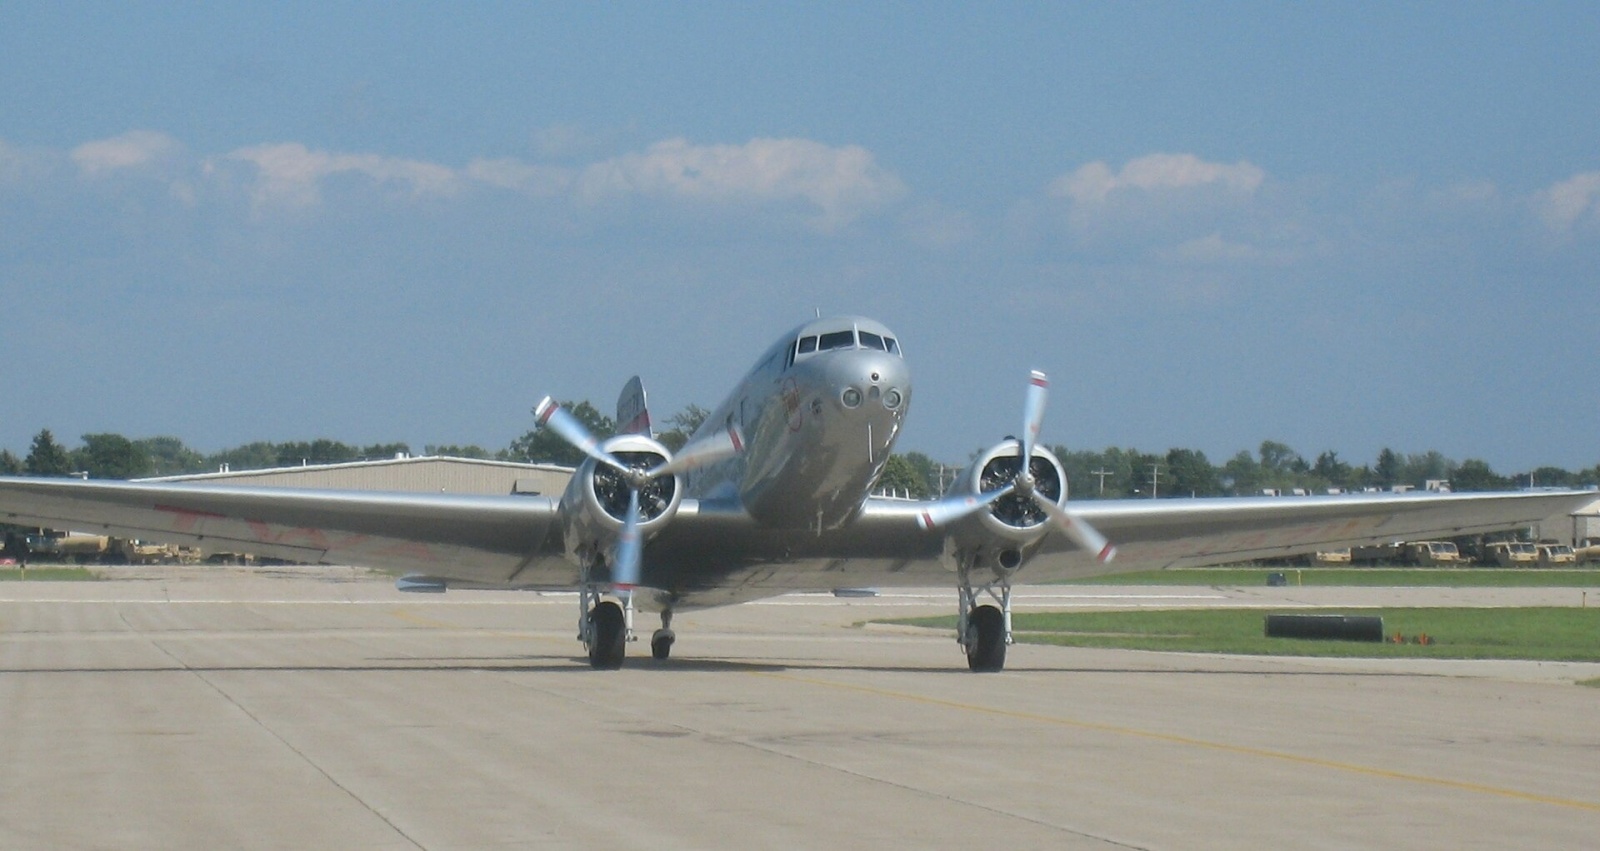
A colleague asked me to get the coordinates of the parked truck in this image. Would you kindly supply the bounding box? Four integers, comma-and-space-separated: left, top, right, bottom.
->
1536, 542, 1577, 566
1485, 541, 1539, 567
24, 530, 110, 563
1401, 541, 1465, 566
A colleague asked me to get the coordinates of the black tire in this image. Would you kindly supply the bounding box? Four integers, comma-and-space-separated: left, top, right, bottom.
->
650, 629, 675, 660
587, 601, 627, 669
966, 605, 1007, 672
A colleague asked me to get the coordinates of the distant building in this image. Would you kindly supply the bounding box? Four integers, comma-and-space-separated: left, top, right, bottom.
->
144, 455, 573, 497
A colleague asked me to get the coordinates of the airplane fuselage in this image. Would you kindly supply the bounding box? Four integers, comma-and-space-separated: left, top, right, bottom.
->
686, 316, 910, 530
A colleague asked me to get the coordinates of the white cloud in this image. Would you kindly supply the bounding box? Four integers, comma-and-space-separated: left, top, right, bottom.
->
1051, 153, 1265, 204
576, 137, 907, 228
1159, 232, 1263, 264
463, 157, 572, 195
71, 130, 181, 177
1535, 172, 1600, 232
216, 142, 460, 207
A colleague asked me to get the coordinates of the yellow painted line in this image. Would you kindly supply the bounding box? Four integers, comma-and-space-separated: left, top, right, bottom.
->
386, 607, 461, 629
757, 671, 1600, 813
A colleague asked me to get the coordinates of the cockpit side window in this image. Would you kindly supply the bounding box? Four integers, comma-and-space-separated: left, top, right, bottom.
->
859, 331, 885, 351
884, 337, 900, 356
797, 336, 818, 354
818, 330, 855, 351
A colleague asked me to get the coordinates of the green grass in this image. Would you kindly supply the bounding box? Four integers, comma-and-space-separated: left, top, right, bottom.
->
888, 607, 1600, 662
1062, 567, 1600, 587
0, 567, 101, 581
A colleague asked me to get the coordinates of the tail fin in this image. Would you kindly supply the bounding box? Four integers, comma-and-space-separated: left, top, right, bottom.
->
616, 375, 654, 436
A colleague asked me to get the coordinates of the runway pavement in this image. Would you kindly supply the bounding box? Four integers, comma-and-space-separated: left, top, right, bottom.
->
1, 567, 1597, 849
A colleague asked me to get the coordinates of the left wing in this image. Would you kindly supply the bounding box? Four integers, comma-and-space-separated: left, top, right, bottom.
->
0, 477, 571, 587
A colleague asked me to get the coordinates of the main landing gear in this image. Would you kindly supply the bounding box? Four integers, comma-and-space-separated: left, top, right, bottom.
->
957, 567, 1012, 672
577, 573, 676, 669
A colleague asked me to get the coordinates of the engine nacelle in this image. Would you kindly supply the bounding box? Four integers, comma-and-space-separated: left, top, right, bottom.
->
944, 441, 1069, 573
559, 434, 684, 568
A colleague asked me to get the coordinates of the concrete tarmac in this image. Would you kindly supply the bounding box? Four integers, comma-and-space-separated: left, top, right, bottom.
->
2, 567, 1598, 849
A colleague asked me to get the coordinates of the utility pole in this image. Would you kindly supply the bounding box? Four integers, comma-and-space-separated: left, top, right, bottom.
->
1091, 468, 1112, 497
1149, 463, 1162, 499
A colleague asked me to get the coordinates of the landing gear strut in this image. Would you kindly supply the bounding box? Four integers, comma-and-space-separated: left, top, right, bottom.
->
957, 567, 1012, 672
578, 571, 627, 669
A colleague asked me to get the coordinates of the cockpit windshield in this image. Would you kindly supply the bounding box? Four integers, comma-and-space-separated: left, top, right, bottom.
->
788, 321, 902, 367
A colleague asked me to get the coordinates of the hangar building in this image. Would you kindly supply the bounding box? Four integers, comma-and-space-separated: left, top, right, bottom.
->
146, 455, 574, 497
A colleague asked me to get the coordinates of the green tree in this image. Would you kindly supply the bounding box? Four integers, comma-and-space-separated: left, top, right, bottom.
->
136, 436, 206, 476
1452, 459, 1507, 491
1375, 448, 1401, 488
1164, 448, 1221, 497
425, 444, 494, 460
1221, 450, 1262, 495
1258, 440, 1304, 475
25, 429, 73, 476
0, 449, 21, 475
359, 442, 412, 460
75, 433, 152, 479
1312, 451, 1353, 489
657, 404, 711, 453
1401, 451, 1451, 488
899, 451, 945, 498
874, 454, 932, 498
505, 400, 614, 465
207, 441, 282, 472
274, 439, 359, 467
1527, 466, 1576, 488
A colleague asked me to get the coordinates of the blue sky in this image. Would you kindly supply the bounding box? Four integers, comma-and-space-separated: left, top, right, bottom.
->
3, 3, 1598, 473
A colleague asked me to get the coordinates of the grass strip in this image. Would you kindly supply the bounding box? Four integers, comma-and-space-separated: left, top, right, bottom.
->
1061, 567, 1600, 587
887, 607, 1600, 662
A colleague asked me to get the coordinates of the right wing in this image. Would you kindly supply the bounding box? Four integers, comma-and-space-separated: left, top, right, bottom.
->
0, 476, 570, 586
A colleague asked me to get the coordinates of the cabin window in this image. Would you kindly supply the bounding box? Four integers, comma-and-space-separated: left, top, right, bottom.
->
818, 330, 855, 351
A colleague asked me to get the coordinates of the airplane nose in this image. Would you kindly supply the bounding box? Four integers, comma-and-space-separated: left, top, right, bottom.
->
831, 352, 910, 416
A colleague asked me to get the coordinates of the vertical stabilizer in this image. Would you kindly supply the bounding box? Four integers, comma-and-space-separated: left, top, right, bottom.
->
616, 376, 653, 436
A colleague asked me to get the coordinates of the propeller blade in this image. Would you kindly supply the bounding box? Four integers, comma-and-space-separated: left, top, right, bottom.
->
915, 482, 1017, 531
1032, 495, 1117, 563
613, 486, 643, 591
1020, 370, 1049, 465
648, 420, 746, 478
534, 397, 617, 469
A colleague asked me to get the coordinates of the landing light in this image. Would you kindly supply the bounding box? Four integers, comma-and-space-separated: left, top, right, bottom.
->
842, 388, 863, 408
883, 389, 902, 410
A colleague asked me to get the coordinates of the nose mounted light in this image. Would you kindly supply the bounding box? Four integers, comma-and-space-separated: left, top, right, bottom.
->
841, 388, 863, 408
883, 388, 902, 410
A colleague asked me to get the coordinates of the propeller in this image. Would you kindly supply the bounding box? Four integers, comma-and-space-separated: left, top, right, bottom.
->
535, 397, 745, 590
915, 372, 1116, 564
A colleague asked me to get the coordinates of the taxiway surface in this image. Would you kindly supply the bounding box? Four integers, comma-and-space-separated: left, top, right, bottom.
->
1, 567, 1597, 849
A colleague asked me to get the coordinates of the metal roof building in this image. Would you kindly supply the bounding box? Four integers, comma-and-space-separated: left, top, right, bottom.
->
146, 455, 574, 497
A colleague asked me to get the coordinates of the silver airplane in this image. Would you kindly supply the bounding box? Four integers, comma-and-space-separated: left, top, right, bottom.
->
0, 315, 1589, 671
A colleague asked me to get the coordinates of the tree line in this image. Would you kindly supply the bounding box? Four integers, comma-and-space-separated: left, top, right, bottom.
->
4, 407, 1595, 499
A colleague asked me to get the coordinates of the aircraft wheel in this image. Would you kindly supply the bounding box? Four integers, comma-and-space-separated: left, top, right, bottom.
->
650, 628, 675, 660
587, 601, 627, 670
966, 604, 1007, 673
